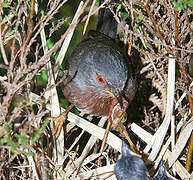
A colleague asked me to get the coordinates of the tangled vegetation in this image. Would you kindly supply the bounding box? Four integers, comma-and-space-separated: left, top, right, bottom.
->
0, 0, 192, 179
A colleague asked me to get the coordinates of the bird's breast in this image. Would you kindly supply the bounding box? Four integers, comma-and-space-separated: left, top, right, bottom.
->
62, 80, 114, 116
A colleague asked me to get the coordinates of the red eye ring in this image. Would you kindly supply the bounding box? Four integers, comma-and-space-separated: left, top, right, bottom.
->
96, 74, 107, 85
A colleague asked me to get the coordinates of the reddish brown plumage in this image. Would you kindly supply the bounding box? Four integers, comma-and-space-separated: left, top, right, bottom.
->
62, 81, 114, 116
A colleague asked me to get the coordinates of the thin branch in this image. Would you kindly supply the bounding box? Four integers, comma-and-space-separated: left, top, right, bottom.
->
0, 24, 9, 65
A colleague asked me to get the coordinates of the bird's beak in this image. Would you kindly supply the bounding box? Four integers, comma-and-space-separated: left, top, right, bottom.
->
105, 88, 123, 109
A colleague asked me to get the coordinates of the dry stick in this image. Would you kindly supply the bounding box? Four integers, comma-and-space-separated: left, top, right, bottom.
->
144, 2, 192, 100
30, 0, 35, 17
100, 99, 127, 153
119, 123, 138, 153
64, 146, 81, 180
3, 19, 74, 120
11, 0, 82, 91
175, 11, 193, 172
143, 2, 175, 160
144, 1, 193, 166
2, 0, 75, 120
37, 147, 56, 169
83, 0, 97, 35
40, 24, 62, 168
126, 0, 134, 56
54, 0, 86, 77
20, 0, 34, 69
99, 119, 112, 153
0, 24, 8, 65
81, 0, 110, 24
33, 0, 68, 33
65, 116, 109, 177
37, 147, 71, 180
8, 8, 23, 84
185, 132, 193, 171
27, 156, 41, 180
175, 12, 180, 48
24, 0, 68, 62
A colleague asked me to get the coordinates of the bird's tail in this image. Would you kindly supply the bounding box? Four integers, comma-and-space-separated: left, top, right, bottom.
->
96, 0, 118, 39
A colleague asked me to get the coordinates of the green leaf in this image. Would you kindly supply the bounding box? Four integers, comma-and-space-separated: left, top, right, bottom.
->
117, 4, 122, 11
2, 12, 14, 23
133, 28, 138, 33
121, 12, 129, 19
4, 124, 12, 131
9, 140, 17, 147
10, 147, 18, 154
31, 119, 50, 145
173, 0, 193, 10
96, 0, 99, 6
190, 0, 193, 6
138, 15, 143, 21
41, 70, 48, 83
4, 124, 12, 137
24, 151, 34, 156
1, 138, 8, 144
47, 39, 54, 49
7, 30, 15, 37
41, 10, 45, 17
17, 133, 29, 146
2, 2, 11, 8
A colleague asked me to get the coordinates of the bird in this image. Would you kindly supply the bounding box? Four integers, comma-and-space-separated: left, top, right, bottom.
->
153, 160, 173, 180
62, 0, 136, 118
114, 140, 150, 180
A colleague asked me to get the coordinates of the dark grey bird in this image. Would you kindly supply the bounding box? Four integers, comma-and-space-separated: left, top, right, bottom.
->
62, 0, 136, 117
114, 141, 150, 180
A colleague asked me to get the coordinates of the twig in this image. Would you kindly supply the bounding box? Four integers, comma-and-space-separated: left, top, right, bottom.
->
185, 132, 193, 172
175, 11, 193, 172
83, 0, 97, 35
123, 0, 134, 56
0, 23, 8, 65
54, 1, 85, 78
19, 0, 35, 69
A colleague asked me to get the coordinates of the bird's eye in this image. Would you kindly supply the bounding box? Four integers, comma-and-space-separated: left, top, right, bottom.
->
96, 74, 107, 85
